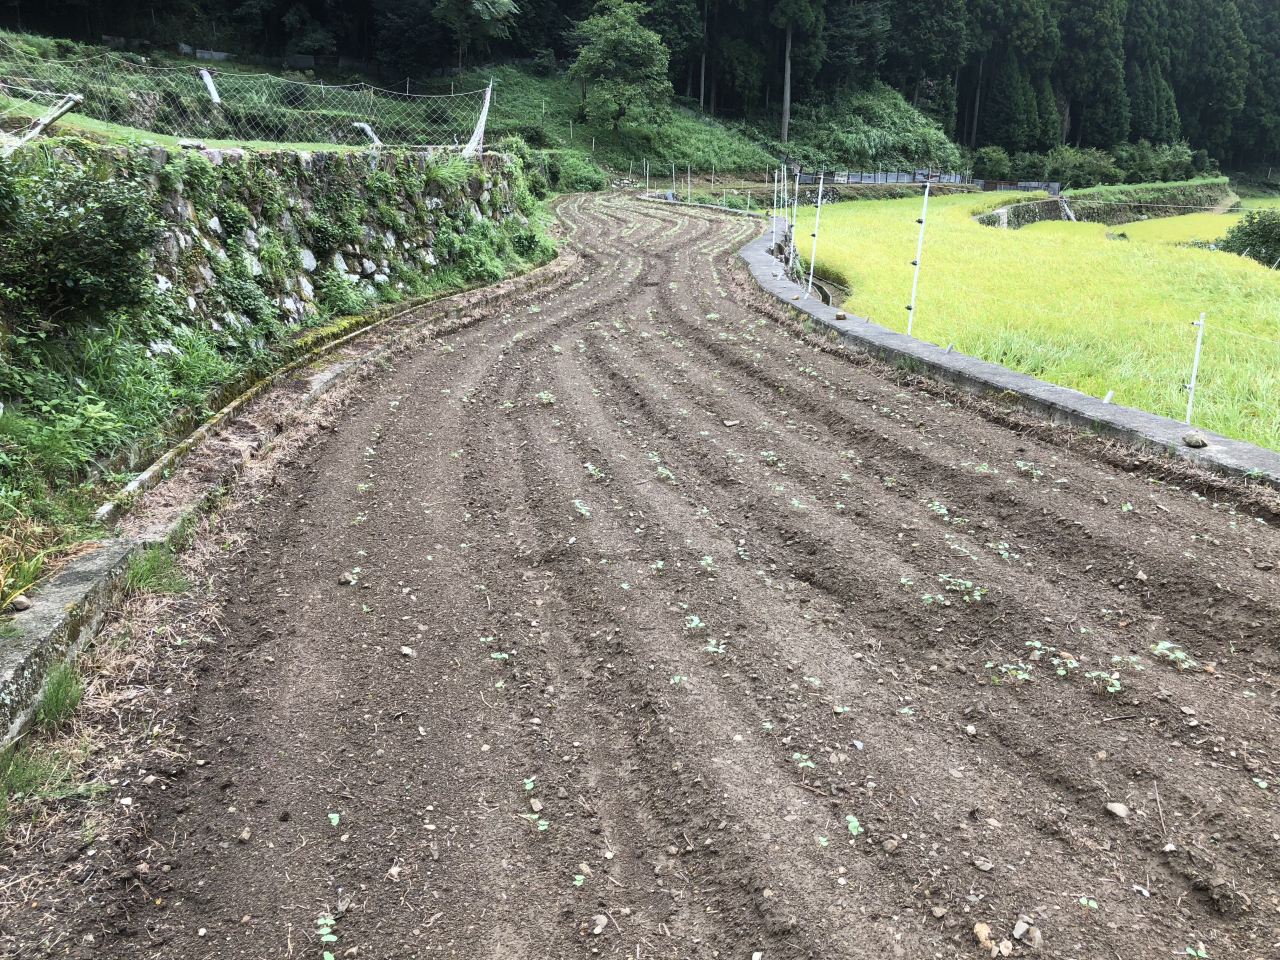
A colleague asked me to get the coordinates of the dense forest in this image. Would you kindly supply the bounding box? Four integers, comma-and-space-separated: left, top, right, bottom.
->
4, 0, 1278, 164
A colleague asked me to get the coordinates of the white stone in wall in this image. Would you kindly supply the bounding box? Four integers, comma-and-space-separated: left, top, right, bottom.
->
361, 258, 377, 276
300, 248, 317, 271
156, 274, 172, 292
299, 275, 314, 299
207, 215, 222, 234
333, 251, 348, 273
245, 229, 259, 251
199, 265, 215, 284
373, 273, 389, 284
187, 295, 198, 312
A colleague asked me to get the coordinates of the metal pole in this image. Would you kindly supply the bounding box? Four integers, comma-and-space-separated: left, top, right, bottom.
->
1186, 312, 1206, 424
672, 162, 676, 193
906, 182, 931, 336
805, 171, 825, 299
687, 164, 691, 202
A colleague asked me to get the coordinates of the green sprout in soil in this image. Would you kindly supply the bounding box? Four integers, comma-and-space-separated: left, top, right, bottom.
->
536, 391, 556, 405
1150, 640, 1197, 670
986, 661, 1033, 684
1085, 671, 1123, 694
316, 913, 338, 959
845, 815, 864, 837
792, 752, 815, 770
572, 500, 592, 518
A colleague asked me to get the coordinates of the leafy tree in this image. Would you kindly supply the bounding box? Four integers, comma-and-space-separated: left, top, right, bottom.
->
771, 0, 824, 143
433, 0, 519, 74
983, 47, 1034, 151
1060, 0, 1130, 147
1168, 0, 1248, 156
821, 0, 889, 91
569, 0, 674, 129
971, 145, 1011, 180
1033, 72, 1060, 149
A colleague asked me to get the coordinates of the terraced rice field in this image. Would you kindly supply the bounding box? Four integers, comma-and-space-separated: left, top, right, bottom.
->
798, 195, 1280, 450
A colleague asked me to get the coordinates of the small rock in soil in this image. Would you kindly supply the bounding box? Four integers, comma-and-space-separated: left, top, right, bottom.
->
973, 923, 995, 951
1257, 561, 1275, 570
9, 595, 30, 611
339, 571, 359, 585
931, 906, 948, 918
530, 798, 543, 813
965, 724, 977, 736
1106, 802, 1131, 818
556, 786, 569, 799
998, 941, 1013, 957
400, 646, 416, 657
881, 838, 899, 854
974, 858, 993, 871
1182, 431, 1208, 448
591, 914, 607, 935
1012, 917, 1030, 939
238, 828, 251, 843
1181, 706, 1196, 715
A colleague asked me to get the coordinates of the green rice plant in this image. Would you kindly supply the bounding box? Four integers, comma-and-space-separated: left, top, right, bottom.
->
798, 194, 1280, 452
124, 545, 189, 595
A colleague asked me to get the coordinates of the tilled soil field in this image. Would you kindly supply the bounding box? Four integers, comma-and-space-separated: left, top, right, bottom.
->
9, 194, 1280, 960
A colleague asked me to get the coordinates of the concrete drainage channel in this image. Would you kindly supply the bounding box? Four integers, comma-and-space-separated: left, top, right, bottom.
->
739, 214, 1280, 485
0, 251, 577, 747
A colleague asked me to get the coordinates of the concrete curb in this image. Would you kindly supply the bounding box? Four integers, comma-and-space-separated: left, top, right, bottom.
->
0, 249, 579, 747
739, 216, 1280, 485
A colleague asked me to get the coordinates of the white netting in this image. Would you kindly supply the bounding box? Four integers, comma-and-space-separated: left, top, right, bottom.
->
0, 79, 75, 153
0, 38, 488, 148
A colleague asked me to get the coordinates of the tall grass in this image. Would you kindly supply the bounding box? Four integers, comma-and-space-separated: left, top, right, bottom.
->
798, 195, 1280, 450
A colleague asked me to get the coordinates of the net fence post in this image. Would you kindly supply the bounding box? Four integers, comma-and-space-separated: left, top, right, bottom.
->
1186, 312, 1206, 424
906, 181, 930, 337
805, 170, 825, 299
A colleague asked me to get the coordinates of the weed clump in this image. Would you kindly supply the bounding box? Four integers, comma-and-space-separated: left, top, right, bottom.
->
125, 545, 189, 595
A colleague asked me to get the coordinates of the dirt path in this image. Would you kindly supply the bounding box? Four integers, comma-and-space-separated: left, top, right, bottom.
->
31, 194, 1280, 960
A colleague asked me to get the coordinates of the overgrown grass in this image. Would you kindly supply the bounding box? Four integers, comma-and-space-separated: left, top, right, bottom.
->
421, 65, 775, 173
36, 662, 83, 732
125, 545, 190, 595
799, 194, 1280, 450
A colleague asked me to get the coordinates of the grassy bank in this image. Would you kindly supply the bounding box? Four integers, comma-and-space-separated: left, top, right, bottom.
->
0, 141, 555, 610
797, 194, 1280, 452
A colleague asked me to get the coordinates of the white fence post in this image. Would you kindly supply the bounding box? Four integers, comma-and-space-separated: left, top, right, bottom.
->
1186, 312, 1206, 424
805, 171, 825, 299
906, 182, 931, 336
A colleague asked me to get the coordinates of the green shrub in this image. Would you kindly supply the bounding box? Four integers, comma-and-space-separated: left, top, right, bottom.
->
546, 151, 608, 192
972, 146, 1011, 181
316, 268, 372, 316
1217, 210, 1280, 265
0, 154, 163, 335
218, 198, 251, 238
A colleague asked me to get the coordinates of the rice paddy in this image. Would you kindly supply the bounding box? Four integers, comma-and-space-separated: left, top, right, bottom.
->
796, 193, 1280, 451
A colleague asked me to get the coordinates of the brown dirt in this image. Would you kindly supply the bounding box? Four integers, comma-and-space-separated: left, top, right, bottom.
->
5, 193, 1280, 960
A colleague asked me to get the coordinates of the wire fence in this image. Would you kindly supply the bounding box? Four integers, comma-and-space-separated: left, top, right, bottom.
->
0, 38, 488, 148
0, 80, 70, 151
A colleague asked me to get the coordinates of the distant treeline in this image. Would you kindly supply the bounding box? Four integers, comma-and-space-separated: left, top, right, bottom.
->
5, 0, 1278, 163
